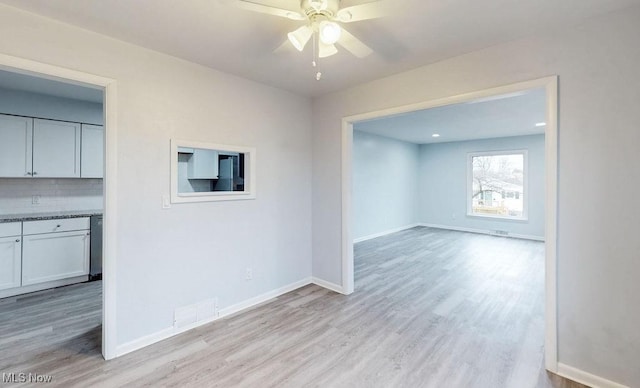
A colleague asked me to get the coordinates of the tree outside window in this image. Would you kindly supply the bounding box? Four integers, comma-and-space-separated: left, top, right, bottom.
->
469, 151, 526, 219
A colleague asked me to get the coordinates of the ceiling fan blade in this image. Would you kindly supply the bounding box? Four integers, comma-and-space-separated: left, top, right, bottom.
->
318, 41, 338, 58
336, 1, 387, 23
337, 28, 373, 58
273, 39, 293, 53
224, 0, 305, 20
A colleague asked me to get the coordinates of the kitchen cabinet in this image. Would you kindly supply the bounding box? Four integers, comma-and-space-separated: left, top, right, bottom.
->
0, 222, 22, 291
22, 218, 90, 286
0, 114, 101, 179
187, 148, 219, 179
0, 114, 33, 177
32, 119, 81, 178
81, 124, 103, 178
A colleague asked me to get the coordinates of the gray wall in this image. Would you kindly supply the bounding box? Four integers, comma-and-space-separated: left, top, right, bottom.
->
0, 4, 313, 350
352, 130, 419, 240
419, 135, 545, 239
0, 87, 103, 124
312, 6, 640, 386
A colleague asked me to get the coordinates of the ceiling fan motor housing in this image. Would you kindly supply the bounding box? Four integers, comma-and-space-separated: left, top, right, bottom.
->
301, 0, 340, 18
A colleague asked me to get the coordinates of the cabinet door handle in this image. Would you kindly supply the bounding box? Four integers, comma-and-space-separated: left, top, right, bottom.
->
15, 239, 20, 243
26, 172, 32, 176
56, 224, 61, 228
33, 172, 38, 175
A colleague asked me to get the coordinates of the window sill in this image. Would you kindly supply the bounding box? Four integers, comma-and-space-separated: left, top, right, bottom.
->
466, 213, 528, 222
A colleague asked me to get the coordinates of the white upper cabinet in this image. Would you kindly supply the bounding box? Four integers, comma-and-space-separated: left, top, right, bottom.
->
32, 119, 81, 178
0, 114, 101, 179
81, 124, 104, 178
187, 148, 219, 179
0, 114, 33, 177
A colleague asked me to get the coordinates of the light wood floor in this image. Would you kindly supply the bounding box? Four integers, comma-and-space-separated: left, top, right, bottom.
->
0, 227, 585, 387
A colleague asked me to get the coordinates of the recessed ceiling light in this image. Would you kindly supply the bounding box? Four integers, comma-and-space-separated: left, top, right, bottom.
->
432, 133, 440, 138
535, 122, 546, 127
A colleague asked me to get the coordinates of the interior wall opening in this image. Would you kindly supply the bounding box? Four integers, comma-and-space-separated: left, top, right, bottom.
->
0, 66, 107, 358
341, 77, 558, 371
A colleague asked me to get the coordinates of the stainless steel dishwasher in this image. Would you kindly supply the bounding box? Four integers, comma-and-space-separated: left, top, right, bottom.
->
89, 215, 103, 281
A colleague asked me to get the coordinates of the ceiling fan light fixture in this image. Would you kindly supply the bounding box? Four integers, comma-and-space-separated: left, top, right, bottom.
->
319, 21, 341, 45
288, 25, 313, 51
318, 41, 338, 58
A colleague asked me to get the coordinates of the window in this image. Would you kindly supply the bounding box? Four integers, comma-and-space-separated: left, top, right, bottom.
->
170, 139, 256, 203
468, 150, 527, 220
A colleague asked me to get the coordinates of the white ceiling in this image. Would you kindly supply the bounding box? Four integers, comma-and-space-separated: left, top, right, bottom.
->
354, 88, 546, 144
0, 69, 103, 103
0, 0, 638, 97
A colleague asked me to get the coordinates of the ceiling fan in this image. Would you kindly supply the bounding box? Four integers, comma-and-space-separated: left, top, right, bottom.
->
225, 0, 385, 79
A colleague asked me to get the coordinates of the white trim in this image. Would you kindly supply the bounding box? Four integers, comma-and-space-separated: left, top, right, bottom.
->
312, 277, 345, 294
543, 77, 559, 372
0, 276, 88, 299
556, 363, 629, 388
341, 122, 354, 295
419, 223, 544, 242
115, 277, 312, 357
0, 54, 118, 360
353, 223, 421, 243
170, 139, 257, 203
341, 76, 559, 372
217, 277, 311, 318
103, 80, 118, 360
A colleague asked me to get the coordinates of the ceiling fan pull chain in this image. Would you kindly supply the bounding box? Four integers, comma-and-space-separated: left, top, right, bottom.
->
312, 32, 322, 81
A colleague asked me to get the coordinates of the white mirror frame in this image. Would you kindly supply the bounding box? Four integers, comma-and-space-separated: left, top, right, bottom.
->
170, 139, 256, 203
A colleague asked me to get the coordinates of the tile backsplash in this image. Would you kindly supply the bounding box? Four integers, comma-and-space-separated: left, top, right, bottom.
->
0, 178, 103, 215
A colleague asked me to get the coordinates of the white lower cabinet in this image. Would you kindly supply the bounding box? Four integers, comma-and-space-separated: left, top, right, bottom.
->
0, 217, 90, 297
22, 230, 90, 286
21, 217, 90, 287
0, 236, 22, 291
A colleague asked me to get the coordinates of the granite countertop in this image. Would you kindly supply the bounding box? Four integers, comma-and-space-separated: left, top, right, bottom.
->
0, 210, 103, 223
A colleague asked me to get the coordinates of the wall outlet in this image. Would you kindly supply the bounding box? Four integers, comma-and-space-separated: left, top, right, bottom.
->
32, 195, 41, 205
245, 267, 253, 280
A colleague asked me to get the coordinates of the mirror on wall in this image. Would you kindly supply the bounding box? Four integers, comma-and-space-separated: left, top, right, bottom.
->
170, 139, 256, 203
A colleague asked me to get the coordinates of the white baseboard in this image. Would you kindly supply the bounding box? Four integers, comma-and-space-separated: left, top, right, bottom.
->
217, 277, 312, 319
557, 363, 628, 388
419, 223, 544, 242
115, 277, 313, 358
0, 275, 89, 299
353, 223, 421, 243
312, 277, 345, 294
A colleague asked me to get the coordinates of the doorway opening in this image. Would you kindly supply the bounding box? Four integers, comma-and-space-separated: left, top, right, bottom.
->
341, 77, 558, 372
0, 55, 117, 359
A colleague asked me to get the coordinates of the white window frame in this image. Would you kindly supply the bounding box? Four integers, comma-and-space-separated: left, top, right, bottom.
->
466, 149, 528, 221
170, 139, 256, 203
